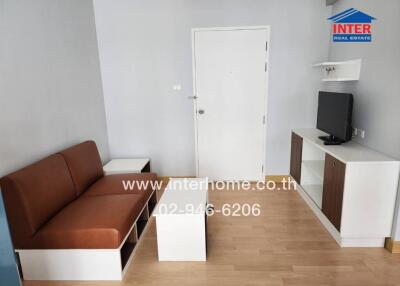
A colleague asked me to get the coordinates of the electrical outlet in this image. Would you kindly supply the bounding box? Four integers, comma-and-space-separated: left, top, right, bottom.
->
353, 127, 358, 136
360, 129, 366, 139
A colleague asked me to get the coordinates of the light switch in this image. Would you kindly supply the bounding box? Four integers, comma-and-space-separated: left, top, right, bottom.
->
173, 84, 182, 91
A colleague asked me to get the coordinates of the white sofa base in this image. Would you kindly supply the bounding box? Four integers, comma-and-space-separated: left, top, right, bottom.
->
18, 248, 124, 281
17, 189, 157, 281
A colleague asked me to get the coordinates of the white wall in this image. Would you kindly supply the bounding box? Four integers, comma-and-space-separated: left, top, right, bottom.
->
325, 0, 400, 240
94, 0, 332, 176
0, 0, 109, 176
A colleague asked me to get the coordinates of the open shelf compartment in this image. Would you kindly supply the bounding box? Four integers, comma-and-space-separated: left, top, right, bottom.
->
301, 140, 325, 209
302, 184, 323, 208
136, 205, 149, 239
120, 189, 158, 272
120, 225, 138, 270
302, 160, 324, 181
148, 191, 158, 214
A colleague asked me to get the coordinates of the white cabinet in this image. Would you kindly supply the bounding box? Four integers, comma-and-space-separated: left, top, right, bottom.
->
291, 128, 400, 247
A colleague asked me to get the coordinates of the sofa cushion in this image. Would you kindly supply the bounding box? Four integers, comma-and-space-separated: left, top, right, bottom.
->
59, 141, 104, 195
84, 173, 157, 202
33, 194, 144, 249
0, 154, 76, 249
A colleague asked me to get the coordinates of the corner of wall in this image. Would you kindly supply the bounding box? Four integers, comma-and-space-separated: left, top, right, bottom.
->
90, 0, 111, 163
326, 4, 335, 60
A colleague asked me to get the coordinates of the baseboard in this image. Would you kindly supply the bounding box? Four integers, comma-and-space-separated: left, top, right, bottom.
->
157, 176, 196, 184
385, 238, 400, 253
158, 176, 290, 183
157, 176, 169, 184
265, 175, 290, 183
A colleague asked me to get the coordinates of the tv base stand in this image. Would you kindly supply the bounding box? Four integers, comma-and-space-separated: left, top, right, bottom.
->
318, 135, 345, 145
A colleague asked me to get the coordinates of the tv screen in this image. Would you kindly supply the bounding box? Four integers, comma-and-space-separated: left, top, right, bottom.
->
317, 91, 353, 143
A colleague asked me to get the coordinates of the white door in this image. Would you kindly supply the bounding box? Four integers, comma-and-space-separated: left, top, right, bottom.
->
193, 27, 269, 181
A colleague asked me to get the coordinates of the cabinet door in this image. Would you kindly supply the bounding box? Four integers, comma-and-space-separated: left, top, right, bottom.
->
290, 132, 303, 184
322, 154, 346, 231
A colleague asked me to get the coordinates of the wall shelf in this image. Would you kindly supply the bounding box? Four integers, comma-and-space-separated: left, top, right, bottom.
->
313, 59, 361, 82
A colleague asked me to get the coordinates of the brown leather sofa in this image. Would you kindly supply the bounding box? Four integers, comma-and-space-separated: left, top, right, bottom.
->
0, 141, 157, 250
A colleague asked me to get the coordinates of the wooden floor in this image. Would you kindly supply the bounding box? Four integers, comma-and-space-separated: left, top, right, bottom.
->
24, 184, 400, 286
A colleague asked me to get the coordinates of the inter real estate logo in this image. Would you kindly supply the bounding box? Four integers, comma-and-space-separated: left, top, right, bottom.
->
328, 8, 376, 42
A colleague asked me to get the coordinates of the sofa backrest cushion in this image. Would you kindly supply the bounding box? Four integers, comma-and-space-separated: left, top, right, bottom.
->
0, 154, 76, 248
59, 141, 104, 195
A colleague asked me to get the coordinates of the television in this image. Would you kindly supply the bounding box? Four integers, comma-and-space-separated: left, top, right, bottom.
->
317, 91, 353, 145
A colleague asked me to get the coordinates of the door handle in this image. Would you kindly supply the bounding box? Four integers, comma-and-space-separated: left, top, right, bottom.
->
198, 109, 205, 114
188, 96, 198, 100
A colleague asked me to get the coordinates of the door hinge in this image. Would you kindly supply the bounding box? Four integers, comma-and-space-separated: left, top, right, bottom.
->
262, 165, 264, 173
265, 41, 268, 52
263, 115, 266, 124
265, 62, 267, 72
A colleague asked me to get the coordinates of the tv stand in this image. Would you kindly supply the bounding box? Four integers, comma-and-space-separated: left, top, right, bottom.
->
290, 128, 400, 247
319, 135, 345, 145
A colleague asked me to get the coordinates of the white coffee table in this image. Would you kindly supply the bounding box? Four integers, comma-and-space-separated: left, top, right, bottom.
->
103, 158, 150, 175
153, 178, 208, 261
